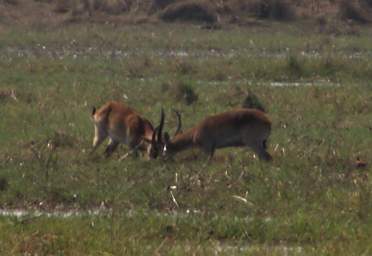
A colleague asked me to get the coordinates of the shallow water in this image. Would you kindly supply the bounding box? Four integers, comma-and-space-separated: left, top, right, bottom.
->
0, 208, 110, 218
214, 242, 304, 254
1, 46, 371, 61
0, 207, 270, 222
129, 76, 340, 87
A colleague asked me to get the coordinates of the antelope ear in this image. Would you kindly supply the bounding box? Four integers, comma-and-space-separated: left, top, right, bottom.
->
92, 106, 96, 116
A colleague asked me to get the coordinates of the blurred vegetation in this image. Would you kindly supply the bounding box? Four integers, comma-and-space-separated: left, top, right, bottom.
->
0, 0, 371, 25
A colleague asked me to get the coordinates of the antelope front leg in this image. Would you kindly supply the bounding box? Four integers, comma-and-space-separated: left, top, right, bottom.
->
104, 140, 119, 158
251, 139, 272, 162
119, 143, 141, 161
90, 125, 107, 155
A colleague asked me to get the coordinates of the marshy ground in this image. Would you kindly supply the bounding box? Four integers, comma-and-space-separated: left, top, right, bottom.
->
1, 1, 372, 254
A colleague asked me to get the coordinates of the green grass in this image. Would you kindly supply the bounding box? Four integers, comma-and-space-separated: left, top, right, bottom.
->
1, 22, 372, 254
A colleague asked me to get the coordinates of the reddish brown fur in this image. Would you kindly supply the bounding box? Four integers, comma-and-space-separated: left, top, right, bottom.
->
91, 101, 157, 158
163, 108, 272, 161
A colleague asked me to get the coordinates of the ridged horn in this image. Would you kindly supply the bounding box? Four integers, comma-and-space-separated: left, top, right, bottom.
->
173, 109, 182, 136
157, 108, 165, 142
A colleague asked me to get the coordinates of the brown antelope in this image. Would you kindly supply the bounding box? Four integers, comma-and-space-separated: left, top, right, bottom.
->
158, 108, 272, 161
91, 101, 164, 159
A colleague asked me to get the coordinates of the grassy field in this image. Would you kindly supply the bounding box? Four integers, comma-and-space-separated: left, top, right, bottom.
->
1, 22, 372, 255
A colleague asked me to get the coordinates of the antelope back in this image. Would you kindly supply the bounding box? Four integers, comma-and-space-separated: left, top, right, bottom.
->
161, 108, 271, 158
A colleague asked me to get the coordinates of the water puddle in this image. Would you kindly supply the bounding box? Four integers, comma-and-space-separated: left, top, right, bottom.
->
1, 46, 371, 61
0, 208, 204, 219
214, 242, 304, 254
0, 208, 278, 228
269, 81, 339, 87
129, 76, 340, 87
0, 209, 303, 253
0, 208, 110, 218
196, 79, 339, 87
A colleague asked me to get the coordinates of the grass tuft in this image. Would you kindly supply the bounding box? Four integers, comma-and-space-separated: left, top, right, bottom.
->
286, 54, 303, 78
165, 80, 198, 105
241, 91, 266, 112
173, 59, 194, 75
0, 177, 8, 192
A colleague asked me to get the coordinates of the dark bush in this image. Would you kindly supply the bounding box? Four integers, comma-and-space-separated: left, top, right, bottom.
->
55, 0, 132, 15
160, 1, 218, 23
250, 0, 295, 21
83, 0, 132, 15
361, 0, 372, 8
1, 0, 19, 5
151, 0, 177, 11
338, 1, 368, 23
54, 0, 72, 13
33, 0, 54, 3
99, 0, 130, 15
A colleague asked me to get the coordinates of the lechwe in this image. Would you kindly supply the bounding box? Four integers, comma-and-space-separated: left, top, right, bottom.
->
91, 101, 164, 160
158, 108, 272, 161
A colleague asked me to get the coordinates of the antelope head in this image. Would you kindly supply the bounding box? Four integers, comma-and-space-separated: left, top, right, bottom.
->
147, 108, 165, 159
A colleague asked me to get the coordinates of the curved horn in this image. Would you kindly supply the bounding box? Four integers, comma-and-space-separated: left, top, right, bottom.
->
157, 108, 165, 143
151, 126, 159, 144
172, 109, 182, 136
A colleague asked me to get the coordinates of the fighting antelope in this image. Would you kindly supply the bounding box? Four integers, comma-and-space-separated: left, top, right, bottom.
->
157, 108, 272, 161
91, 101, 164, 159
